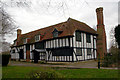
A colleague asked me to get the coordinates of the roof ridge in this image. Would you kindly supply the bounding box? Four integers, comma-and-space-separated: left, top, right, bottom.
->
68, 17, 96, 32
22, 21, 67, 35
68, 17, 89, 25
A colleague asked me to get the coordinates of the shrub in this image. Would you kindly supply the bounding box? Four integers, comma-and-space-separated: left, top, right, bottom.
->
28, 70, 64, 79
101, 53, 112, 67
1, 51, 11, 66
102, 53, 118, 67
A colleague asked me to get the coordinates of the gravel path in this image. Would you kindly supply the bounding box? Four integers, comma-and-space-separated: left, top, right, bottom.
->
8, 60, 118, 70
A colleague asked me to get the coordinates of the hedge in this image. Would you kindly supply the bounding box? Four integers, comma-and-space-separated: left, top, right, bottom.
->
1, 51, 11, 66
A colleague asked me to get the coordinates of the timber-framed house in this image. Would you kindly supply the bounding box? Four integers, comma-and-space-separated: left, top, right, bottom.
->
10, 7, 107, 62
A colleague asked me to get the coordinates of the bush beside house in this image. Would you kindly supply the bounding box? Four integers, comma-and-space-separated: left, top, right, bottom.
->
101, 46, 119, 67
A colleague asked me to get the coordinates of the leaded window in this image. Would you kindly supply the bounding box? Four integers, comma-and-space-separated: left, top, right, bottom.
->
52, 28, 58, 38
26, 44, 30, 50
35, 35, 40, 42
87, 49, 91, 55
86, 34, 91, 43
75, 31, 81, 42
76, 48, 82, 56
53, 32, 58, 38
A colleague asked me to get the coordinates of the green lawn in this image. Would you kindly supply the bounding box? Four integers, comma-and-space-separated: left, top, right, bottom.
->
2, 66, 119, 78
56, 68, 118, 78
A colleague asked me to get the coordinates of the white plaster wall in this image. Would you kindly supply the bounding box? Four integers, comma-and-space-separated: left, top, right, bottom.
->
11, 47, 19, 59
66, 38, 69, 46
24, 45, 26, 59
70, 38, 73, 47
30, 45, 33, 59
45, 38, 70, 48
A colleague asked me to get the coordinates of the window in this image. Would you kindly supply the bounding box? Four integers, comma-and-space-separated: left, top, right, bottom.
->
35, 35, 40, 42
76, 48, 82, 56
52, 28, 58, 38
26, 44, 30, 50
53, 32, 58, 37
86, 34, 91, 43
35, 42, 44, 49
23, 38, 27, 44
87, 49, 91, 55
75, 31, 81, 42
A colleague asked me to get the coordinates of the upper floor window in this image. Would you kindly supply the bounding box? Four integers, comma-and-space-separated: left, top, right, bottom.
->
86, 34, 91, 43
23, 38, 27, 44
75, 30, 81, 42
52, 28, 58, 38
35, 35, 40, 42
53, 32, 58, 38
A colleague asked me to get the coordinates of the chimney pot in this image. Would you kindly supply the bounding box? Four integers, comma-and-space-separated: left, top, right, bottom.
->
96, 7, 104, 26
96, 7, 103, 13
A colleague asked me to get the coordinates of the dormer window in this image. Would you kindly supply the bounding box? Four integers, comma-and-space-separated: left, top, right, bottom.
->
35, 35, 40, 42
52, 28, 58, 38
23, 38, 27, 44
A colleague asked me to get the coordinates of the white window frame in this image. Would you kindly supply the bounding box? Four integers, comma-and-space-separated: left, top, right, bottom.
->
35, 35, 40, 42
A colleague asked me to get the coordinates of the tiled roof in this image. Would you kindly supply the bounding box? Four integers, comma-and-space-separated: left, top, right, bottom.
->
15, 18, 97, 46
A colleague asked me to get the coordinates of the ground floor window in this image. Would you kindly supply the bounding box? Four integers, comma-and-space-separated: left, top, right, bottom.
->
76, 48, 82, 56
52, 48, 73, 56
87, 49, 91, 55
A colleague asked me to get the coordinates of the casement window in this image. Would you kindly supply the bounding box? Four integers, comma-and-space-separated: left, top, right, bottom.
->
53, 32, 58, 37
26, 44, 30, 50
52, 28, 58, 38
75, 31, 81, 42
76, 48, 82, 56
23, 38, 27, 44
87, 49, 91, 55
35, 42, 44, 49
86, 34, 91, 43
35, 35, 40, 42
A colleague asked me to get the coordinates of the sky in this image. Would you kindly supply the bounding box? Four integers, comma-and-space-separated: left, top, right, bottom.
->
2, 0, 119, 49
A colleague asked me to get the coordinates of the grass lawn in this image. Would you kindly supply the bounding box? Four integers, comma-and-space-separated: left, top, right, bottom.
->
56, 68, 119, 78
2, 66, 119, 78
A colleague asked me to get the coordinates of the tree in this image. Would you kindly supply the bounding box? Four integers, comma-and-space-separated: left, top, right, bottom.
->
0, 1, 18, 53
115, 25, 120, 49
0, 9, 16, 35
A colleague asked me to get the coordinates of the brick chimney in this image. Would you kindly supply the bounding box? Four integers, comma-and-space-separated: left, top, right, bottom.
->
96, 7, 107, 59
17, 29, 22, 39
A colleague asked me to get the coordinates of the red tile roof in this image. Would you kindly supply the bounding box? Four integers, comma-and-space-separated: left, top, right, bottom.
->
15, 18, 97, 46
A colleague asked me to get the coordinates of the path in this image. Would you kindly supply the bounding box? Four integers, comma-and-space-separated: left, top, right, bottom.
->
8, 60, 118, 70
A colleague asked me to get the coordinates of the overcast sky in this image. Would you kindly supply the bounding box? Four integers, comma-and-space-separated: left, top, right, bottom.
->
2, 0, 119, 49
